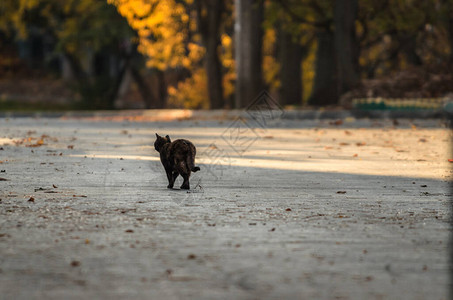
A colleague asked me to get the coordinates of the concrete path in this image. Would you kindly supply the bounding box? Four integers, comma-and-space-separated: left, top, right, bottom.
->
0, 116, 451, 299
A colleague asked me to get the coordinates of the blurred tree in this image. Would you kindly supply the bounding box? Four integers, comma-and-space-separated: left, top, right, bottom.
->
358, 0, 452, 77
235, 0, 264, 108
268, 0, 316, 106
110, 0, 234, 109
194, 0, 225, 109
0, 0, 136, 109
108, 0, 205, 108
334, 0, 359, 97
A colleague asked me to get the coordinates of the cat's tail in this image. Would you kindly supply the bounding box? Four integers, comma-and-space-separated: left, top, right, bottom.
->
187, 156, 200, 172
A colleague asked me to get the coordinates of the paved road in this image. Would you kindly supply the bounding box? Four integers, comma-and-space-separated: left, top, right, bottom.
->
0, 116, 451, 299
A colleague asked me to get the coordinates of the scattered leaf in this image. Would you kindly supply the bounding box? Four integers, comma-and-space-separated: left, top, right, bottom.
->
269, 228, 276, 232
344, 130, 352, 135
187, 254, 196, 259
329, 120, 343, 126
0, 177, 8, 181
285, 208, 292, 211
53, 184, 58, 188
67, 145, 74, 149
248, 222, 257, 225
418, 138, 427, 143
339, 142, 349, 146
70, 261, 80, 267
337, 191, 347, 194
125, 229, 134, 233
353, 154, 358, 157
28, 197, 35, 202
420, 185, 427, 187
356, 142, 366, 146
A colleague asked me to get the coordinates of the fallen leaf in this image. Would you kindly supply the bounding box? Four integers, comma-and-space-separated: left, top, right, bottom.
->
418, 138, 427, 143
270, 228, 276, 232
70, 261, 80, 267
53, 184, 58, 188
339, 142, 350, 146
353, 154, 358, 157
329, 120, 343, 126
285, 208, 292, 211
0, 177, 8, 181
344, 130, 352, 135
448, 159, 453, 163
356, 142, 366, 146
337, 191, 347, 194
67, 145, 74, 149
187, 254, 196, 259
125, 229, 134, 233
28, 197, 35, 202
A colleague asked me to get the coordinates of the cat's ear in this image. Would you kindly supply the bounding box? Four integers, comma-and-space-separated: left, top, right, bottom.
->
155, 133, 159, 138
165, 135, 171, 142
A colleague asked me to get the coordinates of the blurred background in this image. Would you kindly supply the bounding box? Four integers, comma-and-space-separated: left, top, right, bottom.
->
0, 0, 452, 111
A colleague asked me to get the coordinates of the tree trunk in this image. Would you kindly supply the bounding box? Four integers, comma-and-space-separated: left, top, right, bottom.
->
130, 66, 159, 109
334, 0, 359, 97
235, 0, 264, 108
278, 27, 303, 106
308, 30, 337, 106
448, 5, 453, 65
195, 0, 224, 109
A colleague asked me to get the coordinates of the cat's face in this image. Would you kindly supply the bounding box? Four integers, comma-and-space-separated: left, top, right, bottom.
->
154, 134, 171, 152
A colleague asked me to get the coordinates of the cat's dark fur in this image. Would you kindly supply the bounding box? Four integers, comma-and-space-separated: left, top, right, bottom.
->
154, 133, 200, 189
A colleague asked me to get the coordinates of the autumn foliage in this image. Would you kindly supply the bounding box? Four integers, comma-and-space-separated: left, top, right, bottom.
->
0, 0, 452, 109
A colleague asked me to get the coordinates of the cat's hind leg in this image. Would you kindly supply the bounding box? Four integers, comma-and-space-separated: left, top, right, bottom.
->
171, 171, 179, 186
180, 171, 191, 190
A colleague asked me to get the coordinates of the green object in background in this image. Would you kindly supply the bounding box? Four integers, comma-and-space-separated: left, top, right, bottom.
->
353, 98, 447, 111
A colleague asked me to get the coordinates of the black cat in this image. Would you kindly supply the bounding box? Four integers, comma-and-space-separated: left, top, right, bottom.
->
154, 133, 200, 189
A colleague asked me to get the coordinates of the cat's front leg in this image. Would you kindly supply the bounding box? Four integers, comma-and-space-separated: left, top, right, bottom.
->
166, 169, 174, 189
